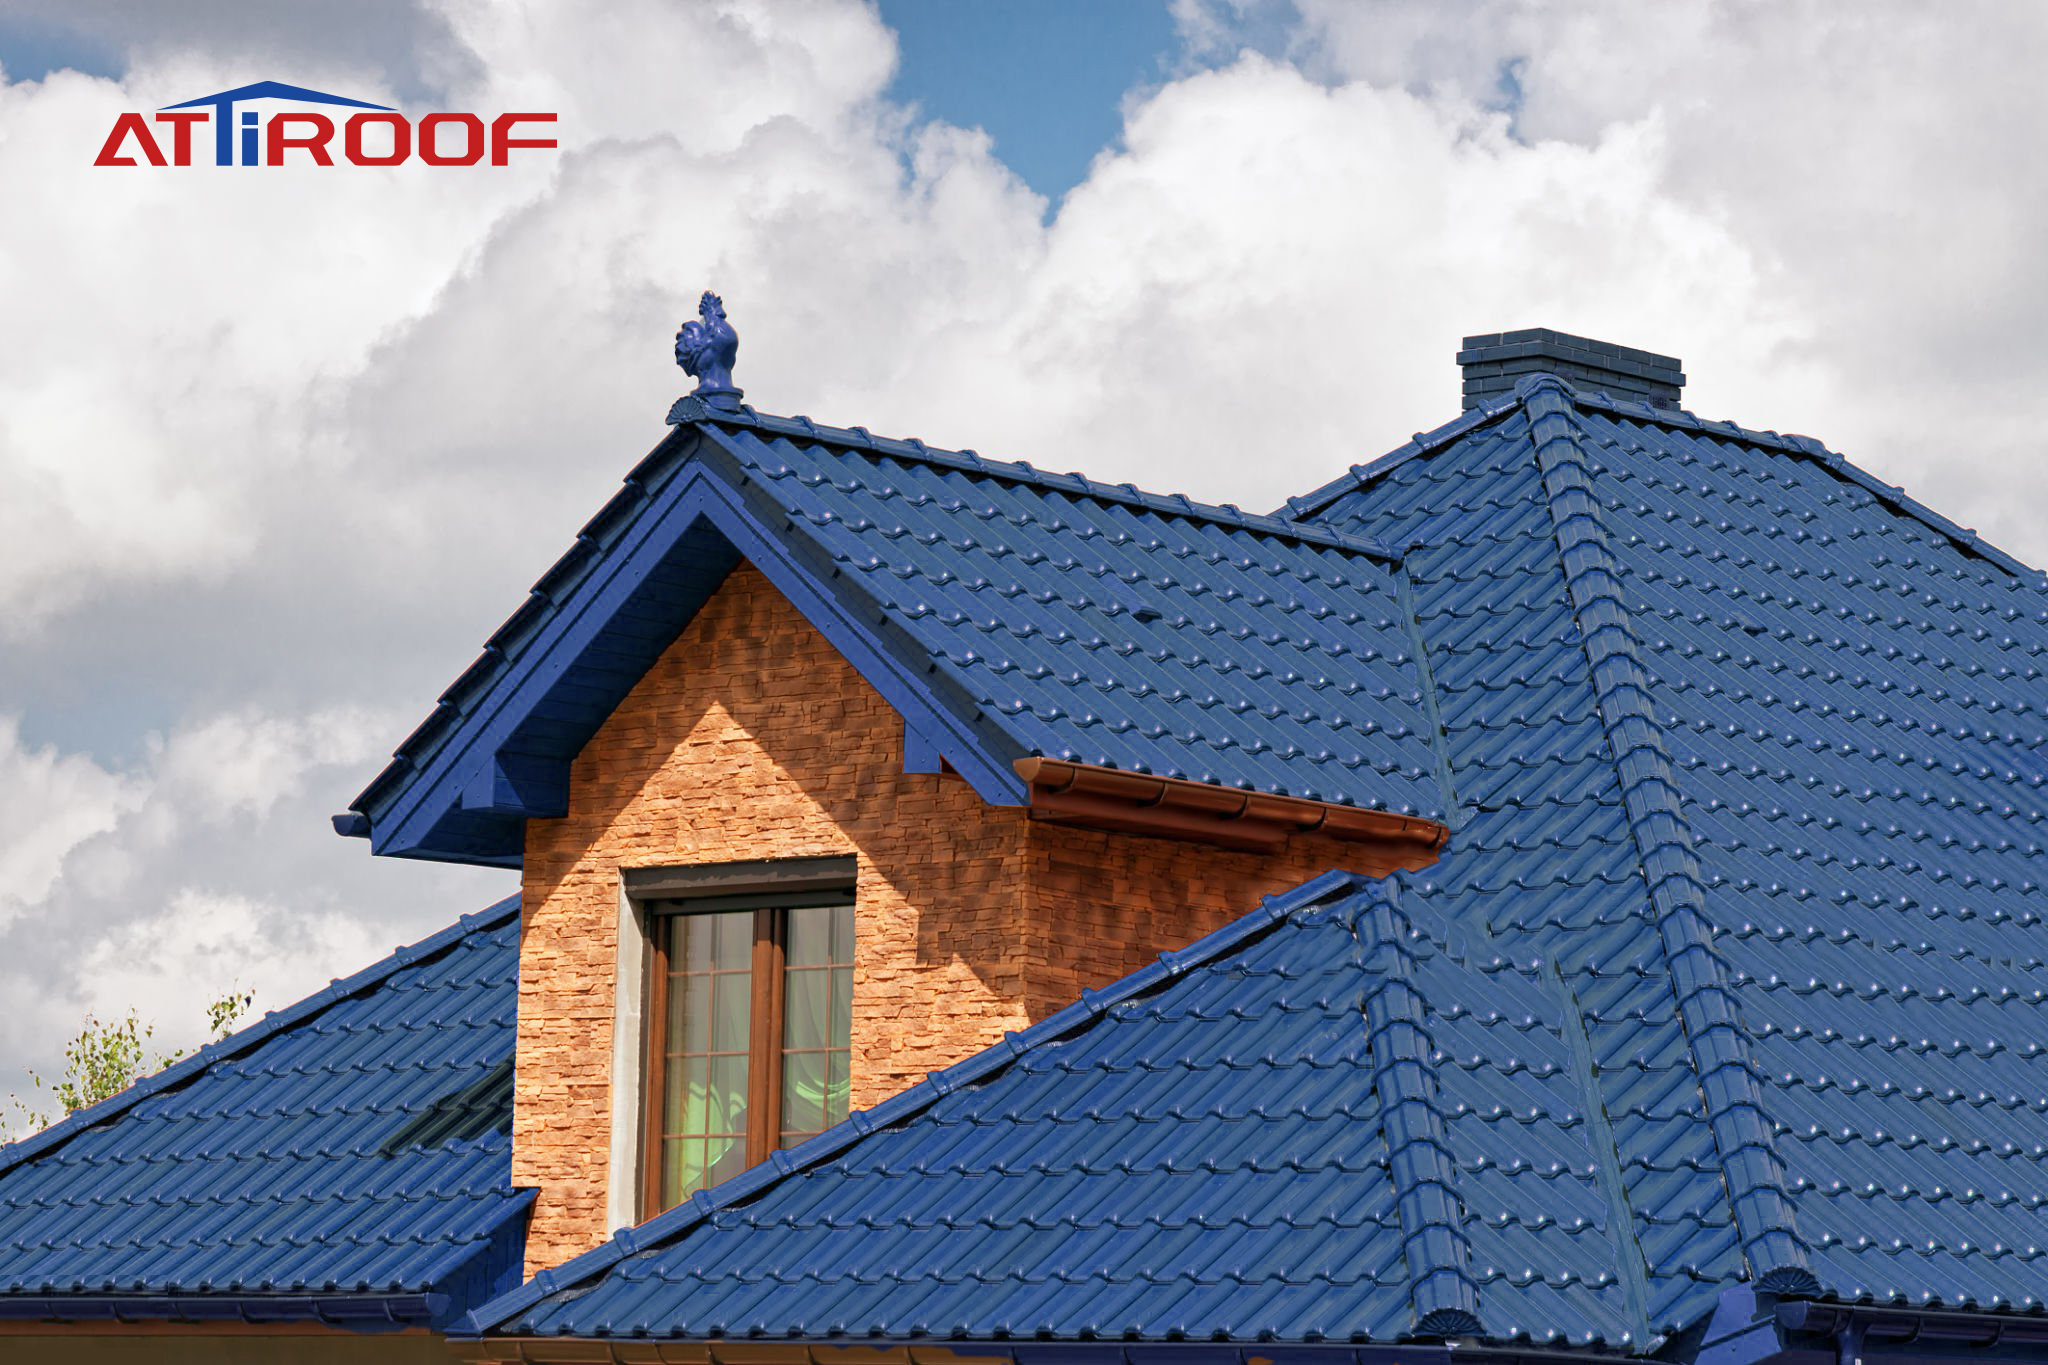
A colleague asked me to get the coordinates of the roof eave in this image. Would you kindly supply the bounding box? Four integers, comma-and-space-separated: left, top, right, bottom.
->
0, 1291, 448, 1332
445, 1314, 2048, 1365
1015, 756, 1449, 857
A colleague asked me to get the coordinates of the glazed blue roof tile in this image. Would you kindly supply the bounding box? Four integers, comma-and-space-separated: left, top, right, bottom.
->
1299, 375, 2048, 1320
0, 897, 528, 1325
347, 403, 1443, 865
471, 873, 1643, 1347
713, 422, 1437, 801
463, 369, 2048, 1351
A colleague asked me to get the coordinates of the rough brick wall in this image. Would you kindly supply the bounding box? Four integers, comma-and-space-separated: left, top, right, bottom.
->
515, 561, 1432, 1271
1020, 822, 1415, 1021
515, 562, 1030, 1272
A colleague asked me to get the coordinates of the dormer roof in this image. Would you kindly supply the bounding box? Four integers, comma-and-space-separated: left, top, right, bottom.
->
344, 398, 1448, 866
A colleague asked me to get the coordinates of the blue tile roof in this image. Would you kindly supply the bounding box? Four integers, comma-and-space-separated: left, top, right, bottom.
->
467, 872, 1645, 1347
1294, 376, 2048, 1321
346, 400, 1443, 865
0, 896, 529, 1327
463, 372, 2048, 1353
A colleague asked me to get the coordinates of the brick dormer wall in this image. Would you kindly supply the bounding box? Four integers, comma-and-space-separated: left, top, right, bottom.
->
515, 562, 1428, 1271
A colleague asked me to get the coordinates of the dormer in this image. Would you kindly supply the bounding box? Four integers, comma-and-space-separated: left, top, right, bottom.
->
337, 298, 1451, 1272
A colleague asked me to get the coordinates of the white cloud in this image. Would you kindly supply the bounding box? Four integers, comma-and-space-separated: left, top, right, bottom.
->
1, 0, 2044, 1099
74, 888, 387, 1062
1286, 0, 2048, 552
876, 60, 1798, 508
0, 55, 552, 632
0, 718, 144, 925
0, 705, 507, 1095
152, 706, 389, 827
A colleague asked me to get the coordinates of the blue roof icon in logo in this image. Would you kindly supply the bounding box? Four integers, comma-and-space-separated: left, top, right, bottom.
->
160, 80, 394, 112
160, 81, 395, 167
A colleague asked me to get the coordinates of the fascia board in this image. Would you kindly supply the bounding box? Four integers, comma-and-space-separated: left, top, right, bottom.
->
372, 461, 1028, 861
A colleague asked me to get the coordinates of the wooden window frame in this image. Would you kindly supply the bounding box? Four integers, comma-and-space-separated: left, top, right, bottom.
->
628, 857, 854, 1221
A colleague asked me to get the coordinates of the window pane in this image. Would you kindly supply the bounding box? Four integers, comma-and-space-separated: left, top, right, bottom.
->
826, 1049, 850, 1128
679, 916, 715, 972
670, 968, 711, 1049
832, 903, 854, 963
830, 967, 853, 1050
780, 903, 853, 1148
713, 911, 753, 970
779, 1049, 825, 1140
710, 1054, 750, 1131
659, 909, 753, 1207
712, 971, 750, 1053
671, 1054, 709, 1134
783, 969, 827, 1052
786, 903, 832, 967
661, 1137, 704, 1210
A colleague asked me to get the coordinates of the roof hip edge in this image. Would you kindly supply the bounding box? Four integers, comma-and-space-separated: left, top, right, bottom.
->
1564, 387, 2046, 586
1525, 385, 1822, 1296
0, 893, 521, 1179
1352, 881, 1485, 1338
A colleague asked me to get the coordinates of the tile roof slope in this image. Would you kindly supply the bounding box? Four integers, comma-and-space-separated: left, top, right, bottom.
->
1300, 401, 1744, 1340
0, 895, 529, 1325
1296, 376, 2048, 1318
470, 872, 1644, 1347
348, 403, 1444, 864
703, 412, 1443, 811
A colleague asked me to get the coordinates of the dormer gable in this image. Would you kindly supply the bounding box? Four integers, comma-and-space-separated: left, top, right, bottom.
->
340, 395, 1451, 867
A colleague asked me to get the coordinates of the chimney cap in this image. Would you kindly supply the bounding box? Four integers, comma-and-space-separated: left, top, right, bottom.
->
1458, 326, 1684, 411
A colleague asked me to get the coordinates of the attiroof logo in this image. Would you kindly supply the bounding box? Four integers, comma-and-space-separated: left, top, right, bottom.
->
93, 80, 556, 167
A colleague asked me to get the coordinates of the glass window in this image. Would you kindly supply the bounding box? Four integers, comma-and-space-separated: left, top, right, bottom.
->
778, 901, 855, 1147
654, 909, 754, 1209
644, 886, 854, 1214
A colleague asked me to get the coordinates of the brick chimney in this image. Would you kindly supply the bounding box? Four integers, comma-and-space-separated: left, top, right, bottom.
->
1458, 327, 1684, 411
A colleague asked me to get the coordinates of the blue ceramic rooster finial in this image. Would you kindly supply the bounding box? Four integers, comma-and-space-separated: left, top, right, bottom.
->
675, 291, 741, 410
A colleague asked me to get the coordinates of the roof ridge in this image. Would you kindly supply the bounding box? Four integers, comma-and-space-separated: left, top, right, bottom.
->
673, 396, 1402, 562
1564, 388, 2046, 585
0, 893, 521, 1178
1281, 388, 1529, 524
457, 869, 1366, 1338
1282, 376, 2048, 587
1525, 382, 1820, 1295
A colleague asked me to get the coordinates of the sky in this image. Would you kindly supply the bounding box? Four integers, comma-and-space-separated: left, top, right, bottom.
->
0, 0, 2043, 1114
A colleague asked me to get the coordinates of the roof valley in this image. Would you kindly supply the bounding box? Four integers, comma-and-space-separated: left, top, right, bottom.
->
1524, 381, 1821, 1295
1543, 957, 1657, 1346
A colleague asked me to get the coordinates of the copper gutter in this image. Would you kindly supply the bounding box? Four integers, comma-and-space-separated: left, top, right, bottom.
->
1014, 757, 1449, 860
